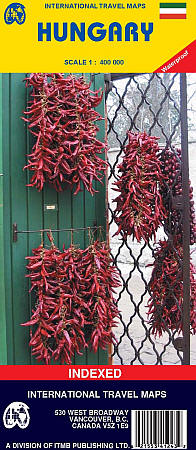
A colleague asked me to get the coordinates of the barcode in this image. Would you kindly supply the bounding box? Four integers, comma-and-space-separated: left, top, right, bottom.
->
131, 410, 187, 449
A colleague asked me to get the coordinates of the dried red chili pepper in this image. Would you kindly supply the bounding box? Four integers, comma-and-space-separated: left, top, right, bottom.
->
112, 131, 166, 242
22, 73, 106, 194
147, 238, 196, 336
159, 147, 196, 245
21, 236, 120, 364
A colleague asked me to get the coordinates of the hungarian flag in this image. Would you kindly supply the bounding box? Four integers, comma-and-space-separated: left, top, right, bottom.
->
160, 3, 187, 19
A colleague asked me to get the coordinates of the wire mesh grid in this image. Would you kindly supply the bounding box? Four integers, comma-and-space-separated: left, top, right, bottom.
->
107, 73, 196, 365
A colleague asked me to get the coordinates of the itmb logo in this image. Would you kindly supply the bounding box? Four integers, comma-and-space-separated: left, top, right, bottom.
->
4, 3, 26, 25
3, 402, 30, 429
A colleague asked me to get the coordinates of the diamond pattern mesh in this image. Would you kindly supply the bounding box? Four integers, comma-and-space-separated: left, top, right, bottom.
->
107, 73, 190, 365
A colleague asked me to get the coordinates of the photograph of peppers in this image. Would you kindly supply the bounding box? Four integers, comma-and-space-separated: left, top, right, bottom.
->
21, 234, 120, 365
20, 71, 195, 359
22, 73, 106, 194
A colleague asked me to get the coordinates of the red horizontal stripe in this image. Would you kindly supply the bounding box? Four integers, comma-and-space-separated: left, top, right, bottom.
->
0, 365, 196, 380
160, 13, 186, 18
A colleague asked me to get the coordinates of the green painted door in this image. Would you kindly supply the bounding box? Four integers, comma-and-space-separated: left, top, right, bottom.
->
1, 73, 108, 365
0, 74, 7, 364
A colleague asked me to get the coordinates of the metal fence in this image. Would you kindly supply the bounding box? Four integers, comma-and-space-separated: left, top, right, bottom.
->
106, 73, 195, 365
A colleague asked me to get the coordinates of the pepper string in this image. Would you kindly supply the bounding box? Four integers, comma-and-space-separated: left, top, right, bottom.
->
112, 131, 166, 242
22, 73, 107, 194
21, 238, 62, 364
79, 240, 120, 352
147, 237, 196, 337
52, 244, 88, 364
159, 147, 196, 245
21, 236, 120, 364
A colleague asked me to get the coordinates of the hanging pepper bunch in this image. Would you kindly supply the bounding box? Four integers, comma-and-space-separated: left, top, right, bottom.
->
112, 131, 166, 242
21, 236, 120, 364
22, 73, 106, 194
147, 238, 196, 336
159, 147, 196, 245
